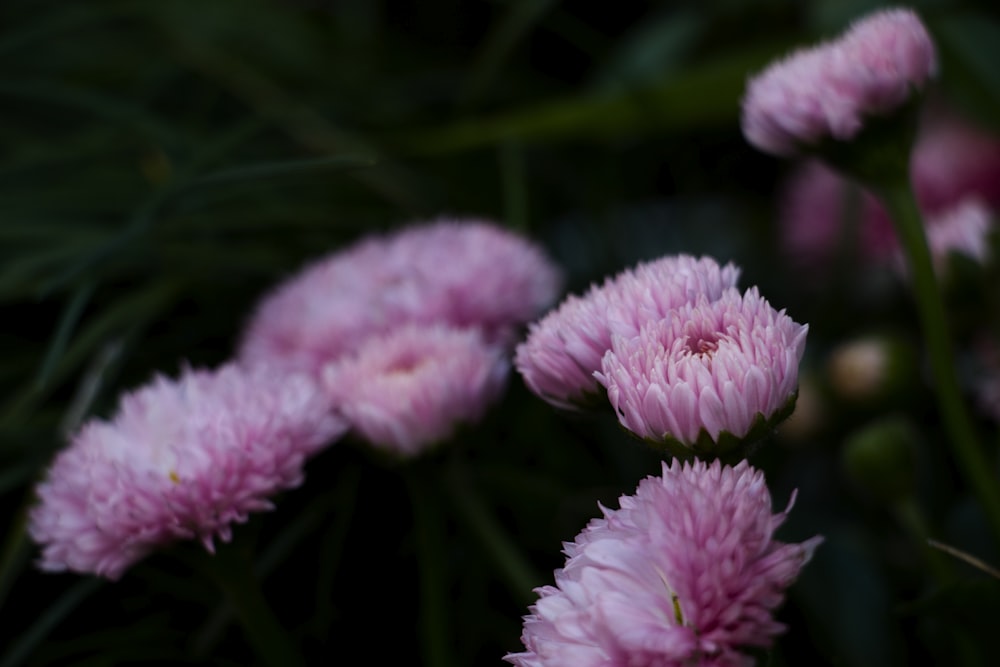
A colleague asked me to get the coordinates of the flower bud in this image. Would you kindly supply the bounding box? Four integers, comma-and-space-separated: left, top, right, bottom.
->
842, 415, 918, 504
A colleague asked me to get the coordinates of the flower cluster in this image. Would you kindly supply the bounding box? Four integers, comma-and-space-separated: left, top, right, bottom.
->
506, 459, 822, 667
741, 8, 937, 156
516, 254, 806, 454
31, 219, 559, 578
241, 218, 560, 454
779, 107, 1000, 278
240, 219, 562, 376
515, 255, 740, 409
29, 364, 347, 579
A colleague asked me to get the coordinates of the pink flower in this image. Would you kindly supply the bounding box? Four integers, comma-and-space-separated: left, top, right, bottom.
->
240, 219, 561, 375
596, 288, 806, 452
741, 8, 936, 156
377, 221, 563, 342
28, 364, 346, 580
921, 198, 993, 272
778, 160, 896, 274
780, 161, 996, 279
506, 459, 822, 667
515, 255, 740, 409
322, 324, 509, 456
911, 105, 1000, 215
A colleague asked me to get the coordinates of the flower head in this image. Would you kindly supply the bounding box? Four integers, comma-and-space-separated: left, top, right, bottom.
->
596, 287, 806, 454
741, 8, 936, 156
240, 219, 561, 375
921, 197, 993, 272
29, 364, 346, 580
322, 324, 509, 456
912, 106, 1000, 215
515, 255, 740, 409
506, 459, 822, 667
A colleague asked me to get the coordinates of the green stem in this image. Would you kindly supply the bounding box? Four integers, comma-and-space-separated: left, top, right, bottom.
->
879, 184, 1000, 543
200, 544, 305, 667
446, 460, 543, 607
405, 470, 455, 667
892, 497, 953, 585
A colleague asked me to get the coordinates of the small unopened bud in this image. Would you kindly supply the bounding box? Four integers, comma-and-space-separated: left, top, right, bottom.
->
828, 334, 915, 404
842, 415, 917, 504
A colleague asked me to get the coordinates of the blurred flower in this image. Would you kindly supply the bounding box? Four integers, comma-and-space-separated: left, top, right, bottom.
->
778, 160, 895, 276
596, 288, 806, 454
842, 416, 918, 505
240, 219, 561, 375
920, 198, 993, 272
515, 255, 740, 409
828, 336, 893, 401
29, 364, 346, 580
322, 324, 509, 456
506, 459, 822, 667
741, 8, 936, 156
780, 105, 1000, 278
911, 104, 1000, 215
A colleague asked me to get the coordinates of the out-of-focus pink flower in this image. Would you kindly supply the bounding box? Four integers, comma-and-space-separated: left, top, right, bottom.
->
780, 105, 1000, 276
322, 324, 509, 456
778, 160, 896, 273
515, 255, 740, 410
921, 198, 993, 272
240, 219, 561, 375
596, 288, 806, 451
506, 459, 822, 667
376, 221, 563, 343
741, 8, 936, 156
911, 106, 1000, 215
29, 364, 346, 580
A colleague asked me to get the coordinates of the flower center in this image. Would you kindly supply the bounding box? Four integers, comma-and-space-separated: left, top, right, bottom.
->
684, 331, 720, 357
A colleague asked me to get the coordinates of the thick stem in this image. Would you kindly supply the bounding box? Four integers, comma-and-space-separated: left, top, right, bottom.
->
879, 184, 1000, 544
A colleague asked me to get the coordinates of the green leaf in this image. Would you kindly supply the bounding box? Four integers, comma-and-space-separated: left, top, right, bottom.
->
398, 46, 780, 154
0, 578, 103, 667
191, 154, 376, 186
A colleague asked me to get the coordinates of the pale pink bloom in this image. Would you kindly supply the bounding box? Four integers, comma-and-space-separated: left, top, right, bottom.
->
515, 256, 740, 409
780, 108, 1000, 276
240, 219, 561, 375
596, 288, 807, 449
920, 198, 993, 272
911, 106, 1000, 215
506, 459, 822, 667
742, 8, 936, 156
778, 160, 896, 274
29, 364, 346, 580
376, 220, 563, 342
322, 324, 509, 456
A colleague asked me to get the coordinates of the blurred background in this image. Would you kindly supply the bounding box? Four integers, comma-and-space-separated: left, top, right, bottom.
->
3, 0, 1000, 664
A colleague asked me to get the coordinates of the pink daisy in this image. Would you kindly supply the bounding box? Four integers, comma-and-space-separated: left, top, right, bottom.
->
239, 219, 561, 376
29, 364, 347, 580
506, 459, 822, 667
596, 288, 806, 453
515, 255, 740, 410
741, 8, 937, 156
322, 324, 509, 456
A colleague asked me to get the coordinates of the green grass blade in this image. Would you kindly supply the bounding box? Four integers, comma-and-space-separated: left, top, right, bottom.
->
0, 578, 103, 667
